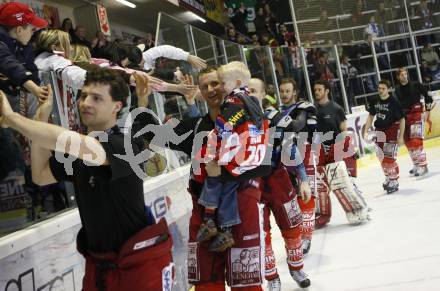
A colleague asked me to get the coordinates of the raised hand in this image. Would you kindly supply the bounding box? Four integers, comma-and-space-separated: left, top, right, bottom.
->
299, 181, 312, 203
133, 72, 150, 108
187, 55, 207, 70
0, 90, 13, 128
35, 84, 53, 122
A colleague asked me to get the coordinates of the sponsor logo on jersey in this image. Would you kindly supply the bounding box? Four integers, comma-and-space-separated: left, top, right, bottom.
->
230, 247, 262, 286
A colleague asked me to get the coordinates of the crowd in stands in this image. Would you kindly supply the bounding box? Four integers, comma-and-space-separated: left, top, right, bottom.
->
0, 3, 207, 222
224, 0, 440, 108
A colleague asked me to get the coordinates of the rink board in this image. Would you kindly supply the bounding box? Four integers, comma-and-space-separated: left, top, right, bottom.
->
0, 166, 192, 291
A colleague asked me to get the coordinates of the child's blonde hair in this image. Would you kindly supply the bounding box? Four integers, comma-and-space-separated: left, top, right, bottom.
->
217, 61, 251, 92
36, 29, 71, 58
70, 44, 92, 63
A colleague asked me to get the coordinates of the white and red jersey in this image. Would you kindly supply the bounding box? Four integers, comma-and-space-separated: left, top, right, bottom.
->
194, 87, 270, 182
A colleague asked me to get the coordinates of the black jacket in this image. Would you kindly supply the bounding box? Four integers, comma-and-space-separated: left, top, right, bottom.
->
0, 26, 39, 96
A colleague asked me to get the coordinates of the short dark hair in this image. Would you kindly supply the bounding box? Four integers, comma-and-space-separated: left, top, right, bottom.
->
84, 68, 129, 117
280, 78, 297, 90
379, 79, 391, 88
314, 80, 330, 91
198, 65, 220, 81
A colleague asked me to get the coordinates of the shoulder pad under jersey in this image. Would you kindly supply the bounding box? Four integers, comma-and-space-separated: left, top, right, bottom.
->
265, 108, 279, 120
297, 101, 315, 110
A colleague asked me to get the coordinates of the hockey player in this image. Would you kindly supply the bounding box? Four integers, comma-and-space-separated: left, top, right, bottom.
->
195, 62, 269, 252
168, 67, 267, 291
363, 79, 405, 193
249, 78, 311, 290
278, 78, 317, 254
0, 68, 173, 290
394, 67, 434, 177
313, 80, 369, 227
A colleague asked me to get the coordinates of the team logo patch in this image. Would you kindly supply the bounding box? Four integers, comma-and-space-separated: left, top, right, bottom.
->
283, 199, 302, 228
14, 12, 24, 22
187, 242, 199, 282
410, 122, 423, 139
383, 143, 398, 158
230, 247, 262, 286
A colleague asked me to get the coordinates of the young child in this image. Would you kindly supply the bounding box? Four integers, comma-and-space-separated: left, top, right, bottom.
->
0, 2, 49, 103
195, 62, 269, 252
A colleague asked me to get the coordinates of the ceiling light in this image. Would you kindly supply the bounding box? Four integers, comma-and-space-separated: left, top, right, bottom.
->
114, 0, 136, 8
189, 11, 206, 23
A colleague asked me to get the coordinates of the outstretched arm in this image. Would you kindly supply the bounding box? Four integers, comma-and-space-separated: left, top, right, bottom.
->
1, 90, 108, 185
142, 45, 207, 71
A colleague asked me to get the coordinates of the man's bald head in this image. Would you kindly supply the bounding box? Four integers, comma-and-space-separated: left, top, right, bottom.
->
249, 78, 266, 101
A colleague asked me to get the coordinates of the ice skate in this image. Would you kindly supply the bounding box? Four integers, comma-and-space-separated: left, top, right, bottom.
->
382, 177, 390, 190
409, 166, 417, 176
208, 228, 235, 252
196, 218, 218, 242
302, 239, 311, 255
289, 269, 311, 288
384, 180, 399, 194
267, 276, 281, 291
415, 166, 428, 177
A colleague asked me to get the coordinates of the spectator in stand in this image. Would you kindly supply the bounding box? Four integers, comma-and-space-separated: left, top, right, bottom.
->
236, 34, 247, 45
289, 39, 304, 97
0, 2, 49, 102
375, 2, 392, 35
259, 33, 270, 46
71, 44, 98, 70
71, 25, 91, 48
60, 18, 75, 36
277, 23, 294, 46
264, 14, 277, 38
421, 43, 440, 73
251, 34, 259, 46
314, 52, 335, 83
421, 60, 434, 84
132, 36, 144, 46
418, 0, 434, 29
227, 27, 237, 43
230, 2, 248, 35
0, 2, 50, 220
364, 16, 384, 39
340, 55, 359, 110
351, 0, 364, 24
34, 30, 87, 89
316, 9, 335, 43
144, 33, 155, 50
276, 23, 294, 78
254, 7, 266, 36
269, 39, 286, 79
263, 2, 277, 20
90, 31, 109, 59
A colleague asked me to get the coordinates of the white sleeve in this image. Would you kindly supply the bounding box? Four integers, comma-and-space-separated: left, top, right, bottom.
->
48, 54, 74, 73
142, 45, 190, 71
35, 53, 86, 88
60, 65, 87, 89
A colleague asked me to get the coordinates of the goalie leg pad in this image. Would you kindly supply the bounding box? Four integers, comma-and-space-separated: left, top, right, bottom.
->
326, 161, 367, 213
314, 168, 331, 229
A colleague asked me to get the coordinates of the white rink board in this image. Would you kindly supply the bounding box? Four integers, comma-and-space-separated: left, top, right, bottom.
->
0, 165, 192, 291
